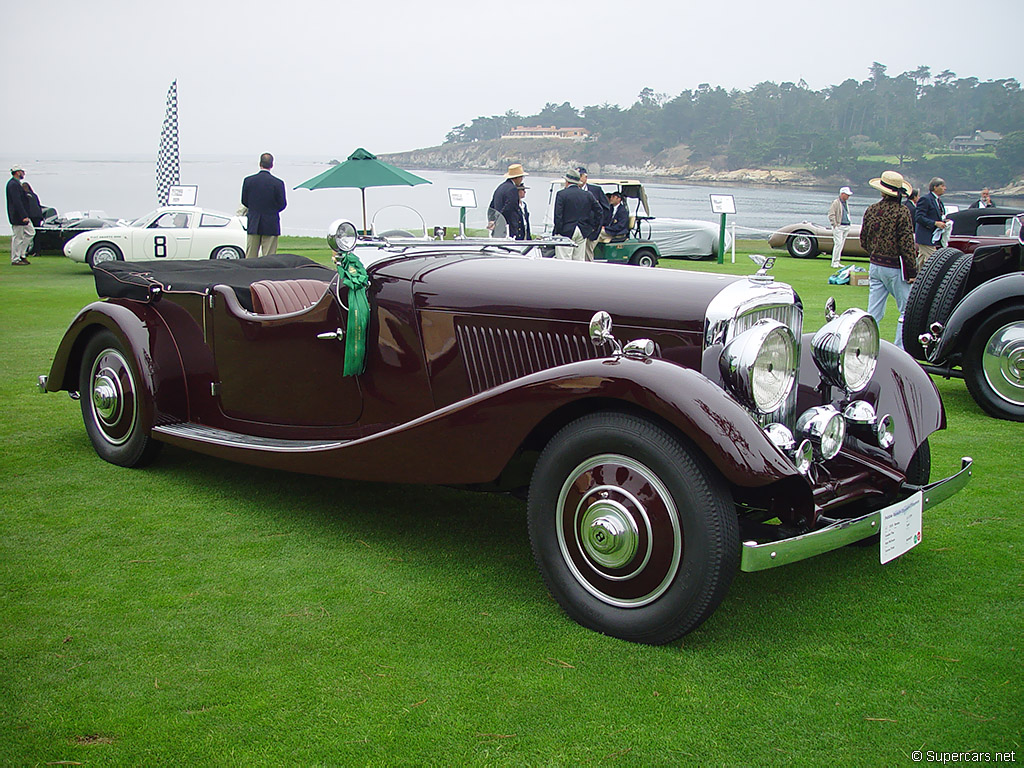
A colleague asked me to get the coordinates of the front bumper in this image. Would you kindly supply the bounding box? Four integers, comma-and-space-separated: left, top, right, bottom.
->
740, 457, 973, 572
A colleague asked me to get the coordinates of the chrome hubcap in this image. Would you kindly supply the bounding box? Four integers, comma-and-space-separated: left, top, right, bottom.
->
91, 373, 121, 422
982, 321, 1024, 406
88, 349, 137, 445
581, 501, 639, 569
793, 235, 812, 255
556, 454, 681, 608
94, 248, 116, 263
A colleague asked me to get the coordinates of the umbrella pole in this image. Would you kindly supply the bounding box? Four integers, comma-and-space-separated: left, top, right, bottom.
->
361, 189, 367, 235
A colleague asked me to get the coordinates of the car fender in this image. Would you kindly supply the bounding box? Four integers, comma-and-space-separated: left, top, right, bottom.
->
45, 301, 189, 421
931, 273, 1024, 361
209, 356, 801, 490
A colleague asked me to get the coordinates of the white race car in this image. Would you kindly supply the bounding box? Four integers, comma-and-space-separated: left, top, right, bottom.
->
64, 206, 247, 267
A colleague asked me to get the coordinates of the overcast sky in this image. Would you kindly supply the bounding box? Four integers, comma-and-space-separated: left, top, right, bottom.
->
2, 0, 1020, 160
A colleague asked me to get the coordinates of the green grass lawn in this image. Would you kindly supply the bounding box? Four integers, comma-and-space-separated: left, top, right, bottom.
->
1, 241, 1021, 765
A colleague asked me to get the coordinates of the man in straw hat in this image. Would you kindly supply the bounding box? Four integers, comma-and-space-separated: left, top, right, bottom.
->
487, 163, 527, 239
7, 164, 33, 266
861, 170, 917, 350
553, 168, 602, 261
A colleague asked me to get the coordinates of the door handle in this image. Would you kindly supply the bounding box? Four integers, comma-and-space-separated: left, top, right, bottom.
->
317, 328, 345, 341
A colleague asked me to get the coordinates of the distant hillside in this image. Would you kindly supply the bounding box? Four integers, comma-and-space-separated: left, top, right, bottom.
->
381, 139, 822, 187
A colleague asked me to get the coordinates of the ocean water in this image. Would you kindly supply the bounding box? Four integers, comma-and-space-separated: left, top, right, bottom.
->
3, 153, 1019, 239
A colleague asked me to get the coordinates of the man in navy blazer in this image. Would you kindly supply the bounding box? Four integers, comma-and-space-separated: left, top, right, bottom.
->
601, 190, 630, 241
578, 167, 611, 260
554, 168, 602, 260
914, 177, 948, 269
241, 153, 287, 259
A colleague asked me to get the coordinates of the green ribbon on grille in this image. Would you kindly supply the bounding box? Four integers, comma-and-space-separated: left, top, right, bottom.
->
335, 252, 370, 376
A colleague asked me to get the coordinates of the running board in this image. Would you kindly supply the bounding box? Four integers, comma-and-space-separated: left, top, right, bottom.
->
153, 423, 345, 453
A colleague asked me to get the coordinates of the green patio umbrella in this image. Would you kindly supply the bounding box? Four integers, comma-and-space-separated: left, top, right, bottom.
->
295, 148, 431, 233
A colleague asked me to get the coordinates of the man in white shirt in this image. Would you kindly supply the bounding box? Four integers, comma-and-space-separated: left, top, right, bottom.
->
828, 186, 854, 269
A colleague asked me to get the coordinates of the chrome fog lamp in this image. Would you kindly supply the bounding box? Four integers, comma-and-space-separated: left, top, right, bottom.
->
765, 423, 812, 474
796, 405, 846, 460
811, 308, 879, 393
327, 219, 359, 253
842, 400, 895, 450
719, 319, 797, 414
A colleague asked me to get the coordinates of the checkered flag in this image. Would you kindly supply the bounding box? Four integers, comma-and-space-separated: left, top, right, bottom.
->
156, 80, 179, 206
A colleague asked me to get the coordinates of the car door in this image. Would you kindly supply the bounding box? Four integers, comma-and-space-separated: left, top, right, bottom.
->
132, 211, 191, 259
208, 281, 364, 427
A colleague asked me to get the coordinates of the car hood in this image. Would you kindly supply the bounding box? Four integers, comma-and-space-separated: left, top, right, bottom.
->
403, 255, 743, 333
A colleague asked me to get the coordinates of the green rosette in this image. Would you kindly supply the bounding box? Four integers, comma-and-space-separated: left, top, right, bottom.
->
335, 252, 370, 376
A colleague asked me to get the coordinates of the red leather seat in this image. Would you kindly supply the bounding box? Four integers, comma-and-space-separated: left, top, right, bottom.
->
250, 279, 330, 314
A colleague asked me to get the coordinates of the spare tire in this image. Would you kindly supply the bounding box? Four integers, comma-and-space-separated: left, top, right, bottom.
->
902, 247, 968, 360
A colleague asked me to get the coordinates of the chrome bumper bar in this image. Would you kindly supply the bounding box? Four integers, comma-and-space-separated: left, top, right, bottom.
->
740, 456, 973, 572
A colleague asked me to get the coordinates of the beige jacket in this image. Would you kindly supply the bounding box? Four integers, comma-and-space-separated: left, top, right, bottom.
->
828, 197, 852, 228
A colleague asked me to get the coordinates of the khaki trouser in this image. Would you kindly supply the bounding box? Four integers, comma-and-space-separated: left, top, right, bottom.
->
11, 222, 35, 263
916, 243, 936, 271
585, 238, 599, 261
555, 227, 587, 261
246, 234, 279, 259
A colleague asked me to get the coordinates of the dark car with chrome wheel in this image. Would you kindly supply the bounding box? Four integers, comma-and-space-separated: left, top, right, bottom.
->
905, 214, 1024, 421
39, 225, 971, 644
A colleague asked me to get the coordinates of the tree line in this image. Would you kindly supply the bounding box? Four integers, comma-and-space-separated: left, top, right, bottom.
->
444, 63, 1024, 185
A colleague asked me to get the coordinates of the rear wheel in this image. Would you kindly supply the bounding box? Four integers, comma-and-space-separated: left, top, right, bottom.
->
79, 330, 162, 467
211, 246, 243, 260
786, 231, 818, 258
963, 303, 1024, 421
86, 242, 123, 268
628, 248, 658, 268
527, 412, 739, 644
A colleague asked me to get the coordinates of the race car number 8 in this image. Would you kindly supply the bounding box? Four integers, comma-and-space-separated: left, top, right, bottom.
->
154, 236, 167, 258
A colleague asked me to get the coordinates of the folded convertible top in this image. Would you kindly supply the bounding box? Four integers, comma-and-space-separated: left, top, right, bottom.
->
92, 254, 337, 308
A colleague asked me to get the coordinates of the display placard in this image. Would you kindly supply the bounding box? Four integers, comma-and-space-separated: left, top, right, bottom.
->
448, 188, 477, 208
168, 185, 198, 206
710, 194, 736, 215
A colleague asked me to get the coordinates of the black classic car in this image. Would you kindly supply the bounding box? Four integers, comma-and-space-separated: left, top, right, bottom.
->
39, 223, 972, 644
904, 214, 1024, 421
31, 209, 122, 254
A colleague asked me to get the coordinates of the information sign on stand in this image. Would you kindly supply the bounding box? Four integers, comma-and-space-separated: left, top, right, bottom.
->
168, 185, 198, 206
448, 188, 477, 238
710, 194, 736, 265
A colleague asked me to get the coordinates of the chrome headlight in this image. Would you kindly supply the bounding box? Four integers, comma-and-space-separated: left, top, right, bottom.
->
327, 219, 358, 253
844, 400, 895, 450
811, 308, 879, 393
796, 405, 846, 460
720, 319, 797, 414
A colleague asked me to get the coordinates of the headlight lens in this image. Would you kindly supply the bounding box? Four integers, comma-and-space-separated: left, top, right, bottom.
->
720, 320, 797, 414
811, 308, 879, 393
327, 219, 358, 253
796, 405, 846, 460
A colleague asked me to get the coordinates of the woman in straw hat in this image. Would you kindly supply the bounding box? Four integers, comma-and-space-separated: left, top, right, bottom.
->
860, 170, 917, 350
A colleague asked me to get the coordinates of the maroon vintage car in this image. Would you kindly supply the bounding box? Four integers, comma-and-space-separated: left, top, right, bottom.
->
40, 222, 972, 644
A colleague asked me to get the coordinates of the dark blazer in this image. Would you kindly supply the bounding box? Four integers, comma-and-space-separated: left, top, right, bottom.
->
968, 198, 996, 209
488, 179, 522, 239
581, 183, 611, 238
241, 170, 287, 236
554, 184, 602, 238
605, 202, 630, 239
24, 189, 43, 226
914, 191, 945, 245
514, 201, 531, 241
6, 177, 29, 225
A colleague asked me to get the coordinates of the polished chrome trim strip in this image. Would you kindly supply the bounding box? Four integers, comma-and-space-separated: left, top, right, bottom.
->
740, 457, 973, 572
153, 422, 344, 453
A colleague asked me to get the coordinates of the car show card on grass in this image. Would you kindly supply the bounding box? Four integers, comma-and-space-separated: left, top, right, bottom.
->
880, 490, 924, 564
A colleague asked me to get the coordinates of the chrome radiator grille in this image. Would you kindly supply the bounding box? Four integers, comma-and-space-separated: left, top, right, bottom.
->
457, 322, 598, 394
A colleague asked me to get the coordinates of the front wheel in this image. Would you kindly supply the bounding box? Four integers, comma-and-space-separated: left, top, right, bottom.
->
79, 330, 162, 467
527, 412, 739, 644
86, 242, 123, 268
963, 304, 1024, 421
786, 231, 818, 258
211, 245, 243, 260
628, 248, 658, 268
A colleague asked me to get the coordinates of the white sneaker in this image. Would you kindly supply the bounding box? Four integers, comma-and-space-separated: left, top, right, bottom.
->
831, 261, 841, 269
